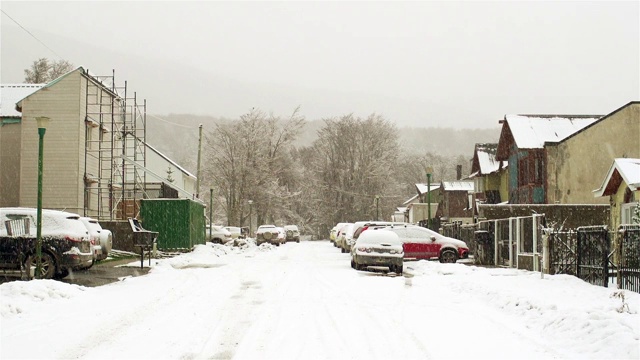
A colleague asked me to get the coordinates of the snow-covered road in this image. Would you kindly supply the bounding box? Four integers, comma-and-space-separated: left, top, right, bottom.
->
1, 241, 638, 360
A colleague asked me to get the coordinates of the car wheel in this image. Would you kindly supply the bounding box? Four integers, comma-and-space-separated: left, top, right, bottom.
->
26, 252, 56, 279
351, 259, 356, 269
440, 249, 458, 263
394, 265, 403, 274
296, 238, 300, 243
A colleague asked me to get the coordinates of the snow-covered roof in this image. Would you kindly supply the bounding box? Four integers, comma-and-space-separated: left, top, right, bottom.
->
442, 181, 475, 192
415, 183, 440, 195
505, 114, 601, 149
395, 207, 408, 213
474, 143, 507, 175
0, 84, 44, 118
402, 194, 419, 205
145, 142, 197, 179
593, 158, 640, 197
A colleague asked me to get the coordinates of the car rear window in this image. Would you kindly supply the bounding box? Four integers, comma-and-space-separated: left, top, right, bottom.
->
357, 230, 402, 245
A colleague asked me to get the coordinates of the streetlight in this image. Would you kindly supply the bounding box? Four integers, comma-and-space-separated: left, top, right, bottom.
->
35, 116, 50, 279
248, 200, 253, 237
375, 195, 380, 221
426, 167, 433, 230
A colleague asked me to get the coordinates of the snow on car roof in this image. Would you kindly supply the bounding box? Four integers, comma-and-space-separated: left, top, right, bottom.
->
357, 229, 401, 245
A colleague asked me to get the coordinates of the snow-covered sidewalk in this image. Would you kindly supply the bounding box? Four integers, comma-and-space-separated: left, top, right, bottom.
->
1, 241, 638, 360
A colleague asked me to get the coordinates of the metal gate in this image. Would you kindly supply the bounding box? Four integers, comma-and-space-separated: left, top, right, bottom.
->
576, 226, 610, 287
548, 230, 577, 276
618, 225, 640, 293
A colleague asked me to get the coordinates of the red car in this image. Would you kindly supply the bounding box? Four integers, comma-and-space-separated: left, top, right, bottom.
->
379, 225, 469, 263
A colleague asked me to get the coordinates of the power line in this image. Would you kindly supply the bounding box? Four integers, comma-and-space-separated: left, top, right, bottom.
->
146, 113, 199, 129
1, 9, 65, 59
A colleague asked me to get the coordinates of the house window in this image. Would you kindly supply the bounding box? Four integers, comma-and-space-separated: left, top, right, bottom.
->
86, 124, 93, 150
621, 202, 639, 225
534, 154, 544, 185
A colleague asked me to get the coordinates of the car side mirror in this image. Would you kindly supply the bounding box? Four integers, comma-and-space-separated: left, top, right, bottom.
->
430, 236, 436, 242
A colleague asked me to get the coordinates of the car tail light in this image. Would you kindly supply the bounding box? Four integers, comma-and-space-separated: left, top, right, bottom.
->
65, 235, 82, 242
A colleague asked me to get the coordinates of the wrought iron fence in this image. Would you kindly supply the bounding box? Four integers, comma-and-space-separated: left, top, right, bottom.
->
618, 225, 640, 293
576, 226, 610, 287
443, 215, 639, 293
547, 230, 577, 276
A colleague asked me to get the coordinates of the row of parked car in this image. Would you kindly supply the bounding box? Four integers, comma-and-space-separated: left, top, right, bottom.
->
206, 225, 249, 244
330, 221, 470, 274
205, 223, 301, 246
255, 224, 300, 246
0, 207, 113, 279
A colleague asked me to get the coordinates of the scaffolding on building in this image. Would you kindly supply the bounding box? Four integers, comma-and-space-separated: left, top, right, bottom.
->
84, 69, 148, 221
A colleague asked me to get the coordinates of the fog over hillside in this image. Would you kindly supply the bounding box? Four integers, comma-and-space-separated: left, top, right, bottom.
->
145, 114, 500, 175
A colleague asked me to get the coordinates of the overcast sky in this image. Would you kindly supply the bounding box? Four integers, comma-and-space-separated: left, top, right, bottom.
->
1, 1, 638, 129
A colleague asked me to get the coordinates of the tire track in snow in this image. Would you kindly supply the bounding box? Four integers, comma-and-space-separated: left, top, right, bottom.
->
192, 246, 288, 360
57, 270, 203, 359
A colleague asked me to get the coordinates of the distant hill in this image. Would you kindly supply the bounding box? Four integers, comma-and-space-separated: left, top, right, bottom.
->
145, 114, 501, 174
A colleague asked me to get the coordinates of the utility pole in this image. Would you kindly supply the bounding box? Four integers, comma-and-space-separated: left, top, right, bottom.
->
427, 167, 433, 229
209, 188, 213, 240
195, 124, 203, 198
375, 195, 380, 221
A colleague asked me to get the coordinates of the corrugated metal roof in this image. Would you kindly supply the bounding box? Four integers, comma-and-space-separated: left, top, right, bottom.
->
505, 114, 601, 149
442, 181, 475, 191
0, 84, 44, 117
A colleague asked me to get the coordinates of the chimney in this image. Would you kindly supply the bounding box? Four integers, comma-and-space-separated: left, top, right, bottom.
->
456, 165, 462, 180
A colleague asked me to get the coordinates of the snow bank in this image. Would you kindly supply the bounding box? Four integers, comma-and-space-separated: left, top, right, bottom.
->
406, 261, 640, 359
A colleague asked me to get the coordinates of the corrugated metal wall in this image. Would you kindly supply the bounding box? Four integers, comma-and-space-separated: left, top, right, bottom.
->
140, 198, 205, 250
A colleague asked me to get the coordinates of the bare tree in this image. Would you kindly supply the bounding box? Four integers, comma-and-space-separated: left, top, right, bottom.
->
24, 58, 73, 83
48, 59, 74, 80
305, 114, 401, 231
202, 107, 306, 227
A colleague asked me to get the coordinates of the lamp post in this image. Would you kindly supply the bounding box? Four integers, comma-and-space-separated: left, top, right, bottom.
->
375, 195, 380, 221
248, 200, 253, 237
35, 116, 50, 279
426, 167, 433, 230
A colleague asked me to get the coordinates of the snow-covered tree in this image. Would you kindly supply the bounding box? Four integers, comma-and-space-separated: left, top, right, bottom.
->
202, 107, 305, 227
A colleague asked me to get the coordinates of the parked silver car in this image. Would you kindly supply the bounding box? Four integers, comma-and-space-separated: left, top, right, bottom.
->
350, 229, 404, 274
283, 225, 300, 243
256, 225, 284, 246
205, 225, 232, 244
336, 223, 354, 253
80, 217, 112, 263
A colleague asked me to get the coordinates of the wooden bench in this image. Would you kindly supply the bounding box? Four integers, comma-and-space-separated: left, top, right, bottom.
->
128, 218, 159, 269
